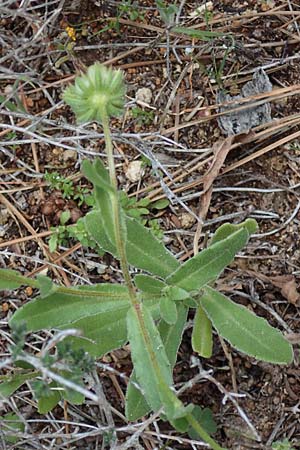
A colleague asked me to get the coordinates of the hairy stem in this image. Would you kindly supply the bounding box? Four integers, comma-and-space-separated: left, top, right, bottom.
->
100, 112, 138, 304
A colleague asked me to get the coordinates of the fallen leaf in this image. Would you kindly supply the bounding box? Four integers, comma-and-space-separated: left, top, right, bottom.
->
269, 275, 300, 305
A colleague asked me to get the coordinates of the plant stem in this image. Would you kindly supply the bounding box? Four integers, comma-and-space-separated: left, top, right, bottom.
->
100, 112, 224, 450
100, 112, 138, 305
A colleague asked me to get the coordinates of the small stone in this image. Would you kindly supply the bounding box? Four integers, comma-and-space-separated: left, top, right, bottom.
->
135, 87, 152, 105
125, 160, 143, 183
63, 149, 77, 162
0, 208, 9, 225
179, 212, 196, 229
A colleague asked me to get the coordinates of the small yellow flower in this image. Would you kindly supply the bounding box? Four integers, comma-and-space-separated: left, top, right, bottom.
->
66, 26, 76, 41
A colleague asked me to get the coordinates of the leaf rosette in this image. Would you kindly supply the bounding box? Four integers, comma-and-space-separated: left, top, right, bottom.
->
63, 63, 125, 123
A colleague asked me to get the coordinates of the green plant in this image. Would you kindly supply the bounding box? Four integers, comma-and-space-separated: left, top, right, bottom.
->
272, 439, 296, 450
118, 0, 145, 21
45, 171, 94, 206
131, 106, 155, 125
1, 64, 293, 450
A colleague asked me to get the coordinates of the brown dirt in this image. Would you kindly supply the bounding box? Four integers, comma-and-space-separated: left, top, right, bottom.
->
1, 1, 300, 449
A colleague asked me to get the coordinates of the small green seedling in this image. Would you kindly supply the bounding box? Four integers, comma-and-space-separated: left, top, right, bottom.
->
131, 106, 155, 126
0, 64, 293, 450
272, 439, 296, 450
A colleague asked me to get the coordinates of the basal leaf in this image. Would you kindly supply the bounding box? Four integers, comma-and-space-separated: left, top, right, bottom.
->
36, 275, 59, 298
126, 217, 180, 278
82, 159, 113, 193
166, 228, 249, 292
60, 306, 129, 357
86, 214, 180, 279
2, 412, 25, 444
126, 304, 172, 413
210, 219, 258, 246
10, 284, 130, 331
192, 305, 213, 358
126, 304, 188, 421
0, 268, 37, 291
200, 286, 294, 364
188, 406, 217, 439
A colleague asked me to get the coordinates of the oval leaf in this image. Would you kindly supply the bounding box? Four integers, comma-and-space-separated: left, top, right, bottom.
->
166, 228, 249, 292
160, 295, 178, 325
127, 305, 172, 412
10, 284, 130, 331
126, 304, 188, 421
200, 286, 293, 364
192, 305, 213, 358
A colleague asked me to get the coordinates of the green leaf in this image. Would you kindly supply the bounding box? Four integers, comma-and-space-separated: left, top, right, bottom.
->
160, 295, 178, 325
60, 210, 71, 225
210, 219, 258, 246
60, 306, 129, 357
135, 274, 166, 294
192, 305, 213, 358
162, 285, 190, 301
188, 406, 217, 439
200, 287, 294, 364
125, 375, 150, 421
126, 304, 173, 413
87, 213, 180, 279
49, 233, 59, 253
85, 209, 116, 254
126, 217, 180, 278
0, 371, 38, 397
166, 227, 250, 292
0, 268, 37, 291
9, 284, 130, 331
37, 382, 61, 414
82, 159, 113, 193
2, 412, 25, 444
59, 371, 85, 405
36, 275, 59, 298
126, 304, 188, 421
83, 160, 118, 252
151, 198, 169, 210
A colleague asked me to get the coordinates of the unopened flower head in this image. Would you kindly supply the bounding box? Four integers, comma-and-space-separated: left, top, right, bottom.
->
63, 63, 125, 123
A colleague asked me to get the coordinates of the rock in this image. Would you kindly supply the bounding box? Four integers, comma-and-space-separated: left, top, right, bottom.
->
63, 149, 77, 162
135, 87, 152, 105
125, 160, 143, 183
179, 212, 196, 229
217, 68, 272, 135
0, 208, 9, 225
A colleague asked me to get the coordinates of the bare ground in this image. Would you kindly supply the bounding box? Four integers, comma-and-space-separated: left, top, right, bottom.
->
1, 1, 300, 449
